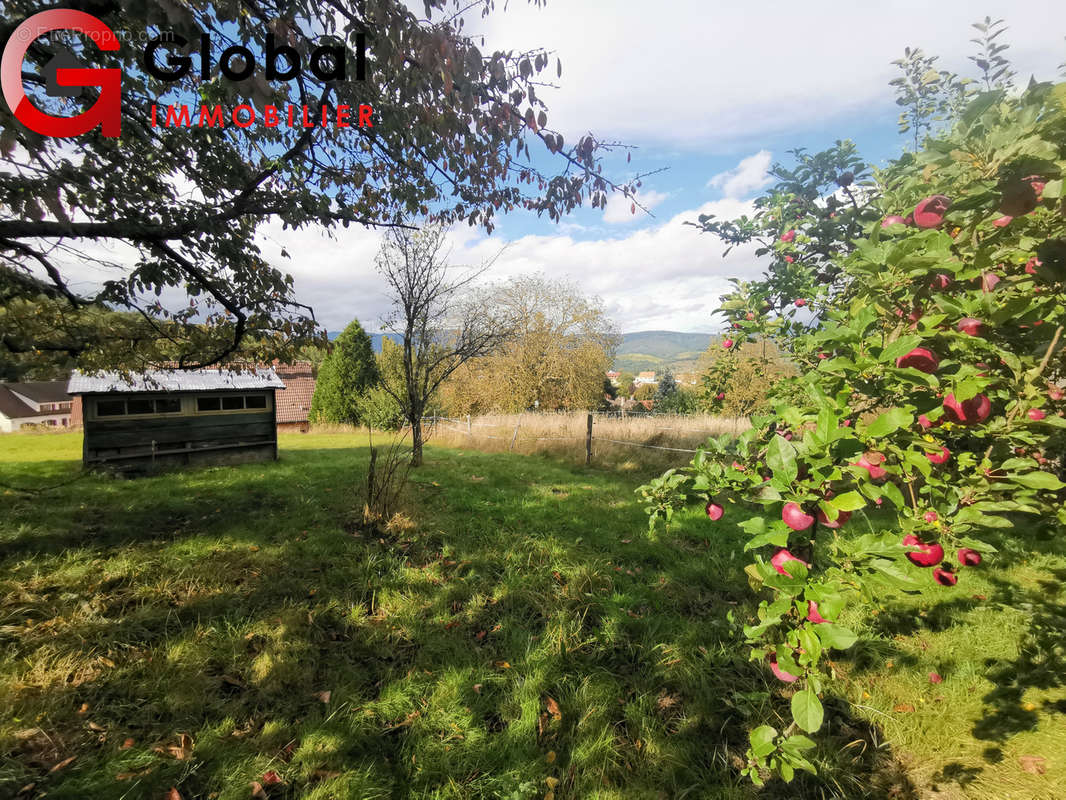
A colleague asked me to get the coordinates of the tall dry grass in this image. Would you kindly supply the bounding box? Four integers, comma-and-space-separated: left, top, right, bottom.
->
422, 411, 750, 473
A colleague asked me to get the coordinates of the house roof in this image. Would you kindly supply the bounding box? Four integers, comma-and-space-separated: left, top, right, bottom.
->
0, 386, 51, 419
68, 368, 285, 395
637, 371, 656, 379
275, 375, 315, 423
7, 380, 71, 404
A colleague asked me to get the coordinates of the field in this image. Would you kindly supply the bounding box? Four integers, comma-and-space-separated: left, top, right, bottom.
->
1, 431, 1064, 799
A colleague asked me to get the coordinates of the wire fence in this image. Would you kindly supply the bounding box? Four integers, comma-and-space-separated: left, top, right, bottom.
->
421, 413, 746, 462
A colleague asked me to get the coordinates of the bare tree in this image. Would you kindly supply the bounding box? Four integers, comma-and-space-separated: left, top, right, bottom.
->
376, 225, 513, 466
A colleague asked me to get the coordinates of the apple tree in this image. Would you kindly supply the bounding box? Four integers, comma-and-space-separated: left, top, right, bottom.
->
640, 78, 1066, 784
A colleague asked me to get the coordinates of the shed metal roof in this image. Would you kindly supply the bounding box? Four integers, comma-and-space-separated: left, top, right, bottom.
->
68, 368, 285, 395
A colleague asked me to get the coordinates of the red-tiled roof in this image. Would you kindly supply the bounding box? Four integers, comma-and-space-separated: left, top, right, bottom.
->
273, 363, 316, 423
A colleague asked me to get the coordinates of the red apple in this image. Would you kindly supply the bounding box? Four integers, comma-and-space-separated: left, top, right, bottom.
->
943, 393, 991, 425
896, 347, 939, 374
816, 508, 852, 529
807, 601, 830, 624
723, 339, 733, 349
926, 446, 951, 465
903, 534, 944, 567
853, 453, 887, 480
745, 312, 755, 321
732, 461, 745, 471
998, 180, 1039, 217
913, 194, 951, 228
780, 229, 796, 243
992, 215, 1013, 228
1026, 258, 1041, 275
1025, 175, 1046, 199
771, 547, 811, 575
781, 503, 815, 532
923, 510, 939, 523
715, 392, 725, 400
933, 567, 957, 586
931, 274, 952, 290
794, 298, 807, 307
705, 502, 724, 521
1049, 385, 1064, 401
1028, 408, 1046, 421
882, 215, 908, 228
981, 273, 1001, 292
957, 317, 983, 336
957, 548, 982, 566
769, 659, 799, 683
918, 414, 936, 430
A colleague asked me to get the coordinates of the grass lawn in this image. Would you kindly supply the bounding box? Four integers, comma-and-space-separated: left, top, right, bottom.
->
1, 431, 1064, 799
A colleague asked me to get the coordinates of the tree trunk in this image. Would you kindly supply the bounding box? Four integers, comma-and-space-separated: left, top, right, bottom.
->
410, 414, 423, 467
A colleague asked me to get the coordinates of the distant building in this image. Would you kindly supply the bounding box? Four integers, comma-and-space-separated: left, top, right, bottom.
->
675, 372, 700, 386
273, 362, 316, 433
634, 371, 657, 386
605, 370, 621, 387
68, 368, 284, 470
0, 381, 73, 432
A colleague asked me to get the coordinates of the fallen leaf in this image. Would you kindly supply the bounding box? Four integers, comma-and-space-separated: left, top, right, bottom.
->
472, 684, 482, 694
250, 781, 267, 799
546, 697, 561, 721
494, 661, 511, 669
49, 756, 76, 773
249, 545, 260, 552
928, 672, 943, 684
1019, 755, 1046, 775
16, 783, 36, 796
546, 750, 556, 764
165, 789, 182, 800
88, 721, 105, 732
261, 770, 282, 786
159, 733, 193, 760
314, 690, 331, 704
14, 728, 41, 740
121, 738, 135, 750
98, 657, 116, 668
893, 703, 915, 713
77, 703, 90, 714
545, 777, 560, 788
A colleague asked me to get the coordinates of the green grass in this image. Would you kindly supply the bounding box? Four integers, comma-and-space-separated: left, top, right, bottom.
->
1, 432, 1064, 799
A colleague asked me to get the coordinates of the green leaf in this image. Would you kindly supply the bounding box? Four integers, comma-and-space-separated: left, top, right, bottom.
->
749, 725, 778, 758
1010, 471, 1065, 490
767, 435, 798, 484
829, 491, 867, 512
864, 407, 913, 439
815, 623, 858, 650
791, 689, 824, 734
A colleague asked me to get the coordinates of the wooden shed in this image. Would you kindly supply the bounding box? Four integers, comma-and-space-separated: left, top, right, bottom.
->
67, 368, 285, 470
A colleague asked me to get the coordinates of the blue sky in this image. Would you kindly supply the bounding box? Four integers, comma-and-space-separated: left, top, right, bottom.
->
258, 1, 1065, 334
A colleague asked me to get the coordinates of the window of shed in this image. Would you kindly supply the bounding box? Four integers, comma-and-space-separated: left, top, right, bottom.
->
155, 398, 181, 414
126, 398, 155, 415
197, 397, 221, 412
222, 396, 245, 410
245, 395, 267, 409
96, 399, 126, 416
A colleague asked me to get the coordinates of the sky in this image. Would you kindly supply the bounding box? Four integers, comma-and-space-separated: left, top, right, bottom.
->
32, 2, 1066, 335
255, 1, 1066, 335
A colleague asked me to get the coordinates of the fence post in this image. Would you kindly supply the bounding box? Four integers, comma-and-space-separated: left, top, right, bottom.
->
585, 413, 593, 465
510, 417, 520, 451
466, 414, 471, 436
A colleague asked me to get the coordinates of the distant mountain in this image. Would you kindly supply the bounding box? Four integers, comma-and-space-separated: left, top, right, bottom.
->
326, 331, 402, 353
613, 330, 720, 374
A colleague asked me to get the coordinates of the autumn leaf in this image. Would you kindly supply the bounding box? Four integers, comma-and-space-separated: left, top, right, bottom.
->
928, 672, 943, 684
165, 789, 182, 800
261, 770, 282, 786
120, 738, 135, 750
1019, 755, 1047, 774
546, 697, 561, 721
892, 703, 915, 713
314, 690, 331, 704
546, 750, 556, 763
49, 756, 76, 773
250, 781, 268, 799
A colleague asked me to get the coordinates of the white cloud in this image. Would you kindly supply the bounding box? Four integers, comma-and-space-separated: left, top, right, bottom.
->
256, 196, 759, 333
602, 189, 669, 223
708, 150, 773, 198
462, 1, 1066, 148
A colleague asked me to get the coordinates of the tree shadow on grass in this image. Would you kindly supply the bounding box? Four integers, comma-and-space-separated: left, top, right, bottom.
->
971, 569, 1066, 746
0, 444, 922, 799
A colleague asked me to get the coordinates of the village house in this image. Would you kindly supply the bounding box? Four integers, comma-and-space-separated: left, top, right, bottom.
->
0, 380, 74, 432
272, 361, 316, 433
633, 371, 657, 386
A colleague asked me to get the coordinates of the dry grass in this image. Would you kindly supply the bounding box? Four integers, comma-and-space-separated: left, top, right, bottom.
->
421, 411, 750, 473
